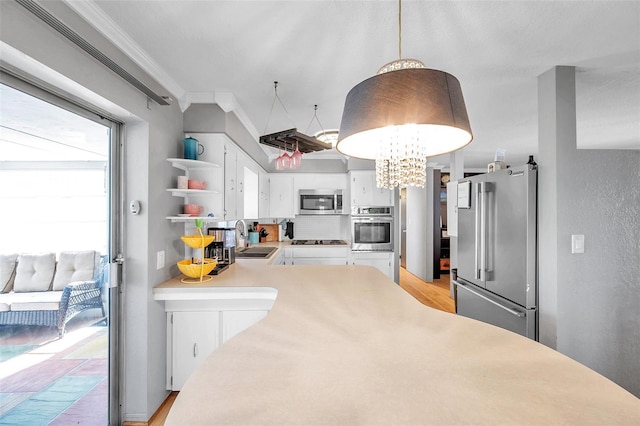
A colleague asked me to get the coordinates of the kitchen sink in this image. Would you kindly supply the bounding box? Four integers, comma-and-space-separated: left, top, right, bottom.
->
235, 246, 277, 258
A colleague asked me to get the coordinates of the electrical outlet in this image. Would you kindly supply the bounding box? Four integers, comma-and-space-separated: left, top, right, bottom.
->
157, 250, 165, 269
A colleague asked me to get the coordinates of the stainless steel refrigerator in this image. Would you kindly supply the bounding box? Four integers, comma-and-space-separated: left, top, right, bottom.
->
453, 163, 538, 340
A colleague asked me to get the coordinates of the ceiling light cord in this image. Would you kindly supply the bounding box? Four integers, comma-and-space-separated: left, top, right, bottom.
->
305, 104, 327, 136
262, 81, 296, 134
398, 0, 402, 60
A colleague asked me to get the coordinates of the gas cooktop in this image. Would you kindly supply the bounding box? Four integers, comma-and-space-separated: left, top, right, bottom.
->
291, 239, 348, 246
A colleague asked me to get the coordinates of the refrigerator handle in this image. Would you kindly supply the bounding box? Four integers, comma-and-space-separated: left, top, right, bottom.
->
453, 280, 525, 318
475, 182, 481, 280
479, 181, 487, 282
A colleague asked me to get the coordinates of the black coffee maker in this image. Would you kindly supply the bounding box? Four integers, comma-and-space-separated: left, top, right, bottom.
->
206, 228, 225, 261
205, 227, 235, 274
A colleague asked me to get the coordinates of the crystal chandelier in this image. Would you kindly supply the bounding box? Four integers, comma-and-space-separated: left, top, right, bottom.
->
374, 125, 427, 189
336, 0, 472, 189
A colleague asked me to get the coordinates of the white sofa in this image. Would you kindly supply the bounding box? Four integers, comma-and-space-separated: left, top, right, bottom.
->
0, 251, 106, 336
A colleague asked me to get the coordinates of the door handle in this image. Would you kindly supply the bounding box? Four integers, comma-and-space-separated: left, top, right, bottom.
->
479, 182, 486, 282
474, 183, 481, 280
193, 343, 198, 357
453, 280, 525, 318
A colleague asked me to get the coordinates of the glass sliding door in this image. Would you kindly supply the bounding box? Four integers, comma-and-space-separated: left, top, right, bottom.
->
0, 73, 122, 425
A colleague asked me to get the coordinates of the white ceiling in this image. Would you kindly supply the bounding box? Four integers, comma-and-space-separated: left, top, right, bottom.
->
67, 0, 639, 169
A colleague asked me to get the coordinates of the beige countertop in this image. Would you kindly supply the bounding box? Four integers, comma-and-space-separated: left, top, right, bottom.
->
158, 262, 640, 425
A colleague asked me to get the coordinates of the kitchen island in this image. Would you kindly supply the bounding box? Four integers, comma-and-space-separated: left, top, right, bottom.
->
155, 256, 640, 425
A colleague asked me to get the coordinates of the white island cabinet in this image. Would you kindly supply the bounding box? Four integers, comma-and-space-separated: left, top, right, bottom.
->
169, 311, 220, 390
158, 287, 277, 390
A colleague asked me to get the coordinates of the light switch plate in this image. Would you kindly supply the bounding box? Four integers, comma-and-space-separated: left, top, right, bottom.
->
157, 250, 165, 269
571, 234, 585, 254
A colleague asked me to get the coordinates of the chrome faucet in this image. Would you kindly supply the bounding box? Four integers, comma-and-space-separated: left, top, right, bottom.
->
235, 219, 247, 248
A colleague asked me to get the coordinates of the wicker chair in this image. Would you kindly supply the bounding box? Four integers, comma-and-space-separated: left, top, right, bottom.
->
0, 253, 107, 337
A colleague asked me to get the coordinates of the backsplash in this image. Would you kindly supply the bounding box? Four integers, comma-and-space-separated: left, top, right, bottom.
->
292, 215, 350, 241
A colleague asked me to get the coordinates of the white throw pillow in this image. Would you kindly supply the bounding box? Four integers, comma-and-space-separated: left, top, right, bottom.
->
14, 253, 56, 293
0, 254, 18, 293
52, 251, 97, 291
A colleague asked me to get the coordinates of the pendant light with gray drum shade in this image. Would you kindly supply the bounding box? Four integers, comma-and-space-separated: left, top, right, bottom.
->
336, 0, 473, 189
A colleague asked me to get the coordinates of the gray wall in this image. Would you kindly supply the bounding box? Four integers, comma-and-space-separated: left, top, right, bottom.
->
557, 149, 639, 396
405, 167, 436, 282
539, 66, 640, 397
0, 1, 183, 421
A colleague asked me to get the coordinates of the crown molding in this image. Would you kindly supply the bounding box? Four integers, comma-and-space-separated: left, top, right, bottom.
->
63, 0, 185, 101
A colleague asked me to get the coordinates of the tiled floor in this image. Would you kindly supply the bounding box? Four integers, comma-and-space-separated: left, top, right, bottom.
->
0, 320, 108, 425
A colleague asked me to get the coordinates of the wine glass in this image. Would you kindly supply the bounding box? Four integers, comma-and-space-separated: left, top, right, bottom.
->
291, 140, 302, 169
281, 143, 291, 169
275, 146, 284, 170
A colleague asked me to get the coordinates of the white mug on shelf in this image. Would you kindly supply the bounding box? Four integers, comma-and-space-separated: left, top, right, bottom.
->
177, 176, 188, 189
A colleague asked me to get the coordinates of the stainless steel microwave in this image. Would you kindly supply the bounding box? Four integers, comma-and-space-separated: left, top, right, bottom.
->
299, 189, 344, 215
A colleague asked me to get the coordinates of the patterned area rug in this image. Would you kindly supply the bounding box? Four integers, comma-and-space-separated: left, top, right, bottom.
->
0, 315, 108, 425
0, 315, 104, 361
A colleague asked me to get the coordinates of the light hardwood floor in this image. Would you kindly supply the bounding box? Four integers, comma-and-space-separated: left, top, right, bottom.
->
399, 267, 456, 313
146, 267, 455, 425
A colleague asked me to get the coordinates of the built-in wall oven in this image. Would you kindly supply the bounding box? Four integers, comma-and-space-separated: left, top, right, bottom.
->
351, 206, 394, 251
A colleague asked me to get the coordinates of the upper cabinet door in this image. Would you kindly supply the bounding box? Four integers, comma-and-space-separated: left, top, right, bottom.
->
351, 171, 370, 206
350, 170, 393, 207
243, 165, 259, 219
224, 143, 237, 220
258, 170, 270, 218
269, 174, 294, 218
371, 180, 393, 206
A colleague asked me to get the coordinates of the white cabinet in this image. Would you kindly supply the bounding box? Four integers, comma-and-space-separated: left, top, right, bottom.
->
350, 170, 393, 207
230, 147, 264, 220
169, 311, 220, 390
259, 170, 270, 218
269, 174, 295, 218
166, 158, 222, 222
351, 251, 394, 280
166, 306, 274, 390
224, 143, 238, 220
189, 133, 264, 221
160, 287, 277, 391
293, 258, 347, 265
243, 165, 259, 219
283, 247, 293, 265
290, 247, 349, 265
269, 248, 285, 265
